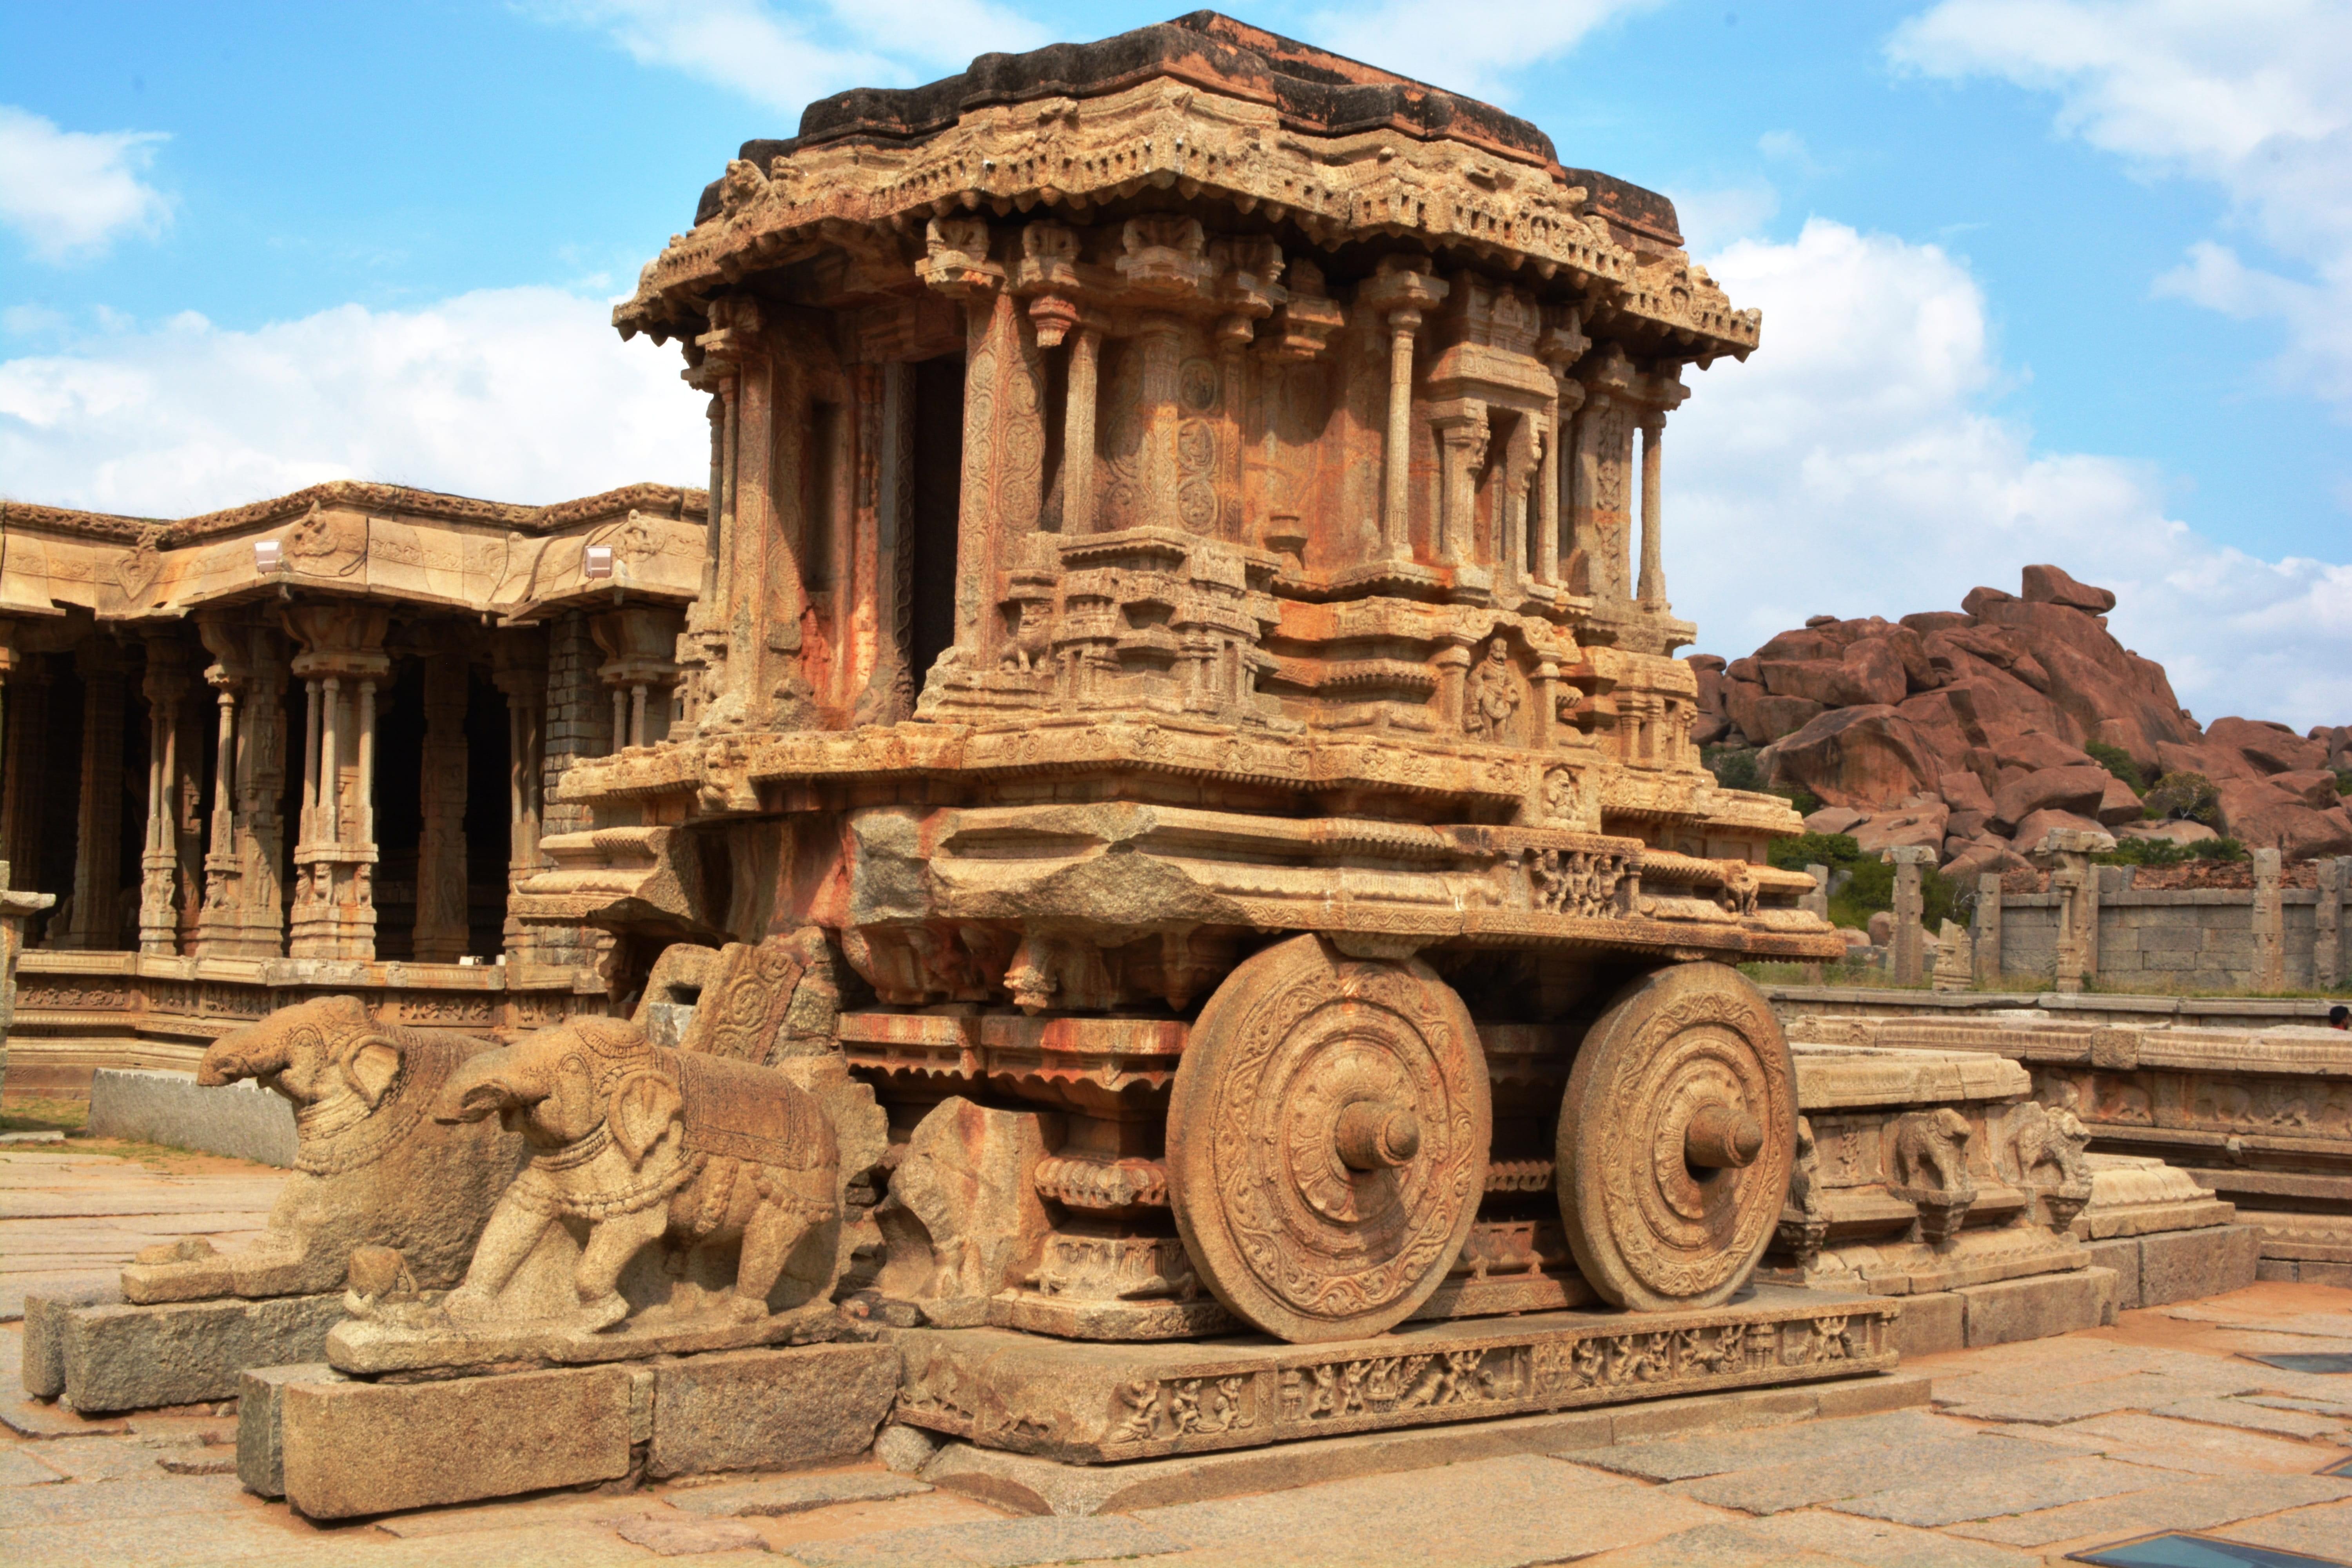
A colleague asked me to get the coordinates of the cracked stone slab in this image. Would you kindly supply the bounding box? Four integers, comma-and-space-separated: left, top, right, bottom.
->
1572, 1410, 1960, 1483
1129, 1453, 1726, 1568
0, 1471, 251, 1530
1933, 1370, 2266, 1425
1664, 1431, 2093, 1515
666, 1472, 933, 1517
1582, 1510, 2045, 1568
1949, 1474, 2352, 1549
1828, 1455, 2176, 1527
2049, 1412, 2348, 1474
614, 1513, 771, 1556
791, 1515, 1188, 1568
0, 1448, 64, 1486
2151, 1396, 2349, 1440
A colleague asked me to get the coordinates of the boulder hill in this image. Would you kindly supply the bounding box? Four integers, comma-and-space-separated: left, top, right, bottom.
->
1691, 564, 2352, 880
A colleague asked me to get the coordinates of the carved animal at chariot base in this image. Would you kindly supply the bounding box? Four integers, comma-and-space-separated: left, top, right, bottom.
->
120, 995, 526, 1305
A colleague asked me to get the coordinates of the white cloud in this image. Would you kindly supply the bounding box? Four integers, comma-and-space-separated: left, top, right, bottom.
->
532, 0, 1051, 116
0, 105, 173, 264
0, 288, 706, 516
1889, 0, 2352, 415
1302, 0, 1665, 100
1673, 218, 2351, 731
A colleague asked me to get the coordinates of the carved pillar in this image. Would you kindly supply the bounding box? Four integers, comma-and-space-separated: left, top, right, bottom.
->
2316, 857, 2348, 991
1135, 314, 1186, 535
1887, 846, 1932, 985
2252, 847, 2285, 992
1571, 349, 1636, 603
1430, 408, 1486, 567
1500, 414, 1540, 585
1063, 325, 1102, 534
412, 653, 470, 963
193, 616, 289, 959
61, 643, 125, 950
138, 637, 189, 955
1637, 411, 1668, 608
284, 605, 389, 961
854, 359, 916, 725
1359, 259, 1448, 563
1973, 873, 2004, 987
1536, 317, 1587, 590
670, 381, 733, 739
493, 634, 548, 963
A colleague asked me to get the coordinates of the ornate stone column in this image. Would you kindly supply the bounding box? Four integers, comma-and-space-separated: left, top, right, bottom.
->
1571, 347, 1636, 603
1886, 846, 1933, 985
1359, 258, 1449, 562
2252, 847, 2285, 992
60, 642, 125, 950
412, 652, 470, 964
1429, 409, 1486, 567
853, 359, 916, 725
1134, 314, 1187, 535
137, 637, 189, 956
1973, 873, 2004, 987
492, 635, 547, 963
1062, 325, 1103, 534
2316, 856, 2348, 991
284, 605, 390, 961
193, 616, 289, 959
1635, 378, 1687, 611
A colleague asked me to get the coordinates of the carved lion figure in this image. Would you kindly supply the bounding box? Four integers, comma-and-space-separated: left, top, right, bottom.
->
122, 995, 525, 1305
434, 1016, 840, 1330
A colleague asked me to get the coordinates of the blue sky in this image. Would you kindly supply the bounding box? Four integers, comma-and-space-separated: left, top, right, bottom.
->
3, 1, 2347, 728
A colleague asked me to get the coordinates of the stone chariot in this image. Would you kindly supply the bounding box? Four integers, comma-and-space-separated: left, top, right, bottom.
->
524, 13, 1848, 1354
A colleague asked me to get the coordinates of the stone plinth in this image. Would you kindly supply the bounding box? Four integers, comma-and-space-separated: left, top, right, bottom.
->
25, 1291, 345, 1414
266, 1339, 899, 1518
887, 1287, 1899, 1465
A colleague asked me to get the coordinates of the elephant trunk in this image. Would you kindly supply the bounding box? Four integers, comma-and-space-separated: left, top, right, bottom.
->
198, 1026, 284, 1087
435, 1050, 530, 1125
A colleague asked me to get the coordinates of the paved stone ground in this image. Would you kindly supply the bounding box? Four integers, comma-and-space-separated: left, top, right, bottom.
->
4, 1147, 2350, 1566
0, 1147, 281, 1321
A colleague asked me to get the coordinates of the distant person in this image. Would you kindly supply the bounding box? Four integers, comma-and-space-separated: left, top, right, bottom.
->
2330, 1005, 2350, 1031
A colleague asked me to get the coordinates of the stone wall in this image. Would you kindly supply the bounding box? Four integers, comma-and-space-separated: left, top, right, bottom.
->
1975, 857, 2347, 993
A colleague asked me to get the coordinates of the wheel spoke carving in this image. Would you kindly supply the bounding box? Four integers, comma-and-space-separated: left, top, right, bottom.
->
1168, 935, 1490, 1343
1557, 962, 1794, 1312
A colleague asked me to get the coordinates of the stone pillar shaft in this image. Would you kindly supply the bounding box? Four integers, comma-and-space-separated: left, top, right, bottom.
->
63, 652, 125, 949
412, 656, 470, 964
1381, 311, 1420, 560
2252, 847, 2285, 992
1637, 412, 1667, 607
1063, 327, 1100, 534
1973, 873, 2005, 987
1535, 409, 1561, 585
2316, 857, 2348, 991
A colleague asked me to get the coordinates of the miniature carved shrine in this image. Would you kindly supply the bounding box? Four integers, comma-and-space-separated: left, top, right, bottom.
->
521, 10, 1851, 1370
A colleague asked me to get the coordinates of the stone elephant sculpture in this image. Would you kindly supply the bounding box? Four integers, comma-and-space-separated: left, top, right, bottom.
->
122, 995, 526, 1304
433, 1015, 840, 1330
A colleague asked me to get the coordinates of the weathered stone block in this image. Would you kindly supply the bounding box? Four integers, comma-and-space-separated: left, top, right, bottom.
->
647, 1341, 899, 1479
61, 1294, 345, 1413
1891, 1290, 1964, 1357
2137, 1223, 2261, 1307
1959, 1266, 2116, 1347
20, 1281, 118, 1399
2079, 1236, 2141, 1309
280, 1365, 634, 1519
235, 1363, 345, 1498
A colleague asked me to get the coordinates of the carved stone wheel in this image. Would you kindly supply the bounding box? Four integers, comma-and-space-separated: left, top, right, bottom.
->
1557, 962, 1796, 1313
1166, 935, 1491, 1343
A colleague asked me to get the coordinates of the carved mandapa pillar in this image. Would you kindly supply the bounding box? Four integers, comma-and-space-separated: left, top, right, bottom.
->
1570, 347, 1636, 603
492, 633, 547, 963
137, 636, 190, 956
1062, 325, 1102, 534
853, 359, 917, 725
60, 642, 127, 950
193, 616, 290, 959
285, 605, 391, 961
412, 652, 470, 964
1637, 412, 1668, 608
2316, 856, 2348, 991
